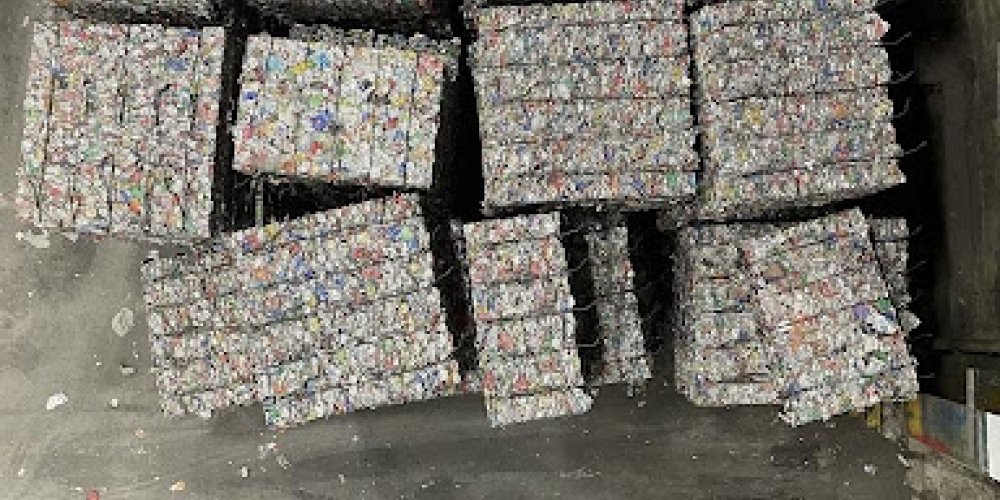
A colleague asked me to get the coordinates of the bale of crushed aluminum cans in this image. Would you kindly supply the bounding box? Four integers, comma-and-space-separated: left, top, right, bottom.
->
141, 194, 460, 424
233, 28, 458, 190
869, 218, 920, 333
673, 223, 779, 406
692, 0, 905, 219
740, 209, 918, 426
463, 213, 592, 426
17, 20, 223, 242
52, 0, 219, 22
673, 213, 922, 411
584, 226, 651, 386
466, 0, 698, 212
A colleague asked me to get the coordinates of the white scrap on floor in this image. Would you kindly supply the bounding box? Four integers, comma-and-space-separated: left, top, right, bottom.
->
45, 392, 68, 410
16, 230, 50, 249
559, 467, 598, 479
112, 308, 135, 337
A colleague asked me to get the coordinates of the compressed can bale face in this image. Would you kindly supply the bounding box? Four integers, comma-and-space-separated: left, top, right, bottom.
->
868, 218, 920, 332
674, 212, 921, 414
17, 21, 222, 242
233, 30, 455, 190
141, 194, 459, 426
673, 223, 779, 407
463, 213, 592, 426
468, 0, 698, 212
691, 0, 905, 220
584, 227, 651, 387
739, 209, 918, 426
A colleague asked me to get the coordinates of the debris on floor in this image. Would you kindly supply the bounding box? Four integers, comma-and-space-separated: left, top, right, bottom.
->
15, 230, 50, 249
45, 392, 68, 410
111, 307, 135, 337
559, 467, 598, 479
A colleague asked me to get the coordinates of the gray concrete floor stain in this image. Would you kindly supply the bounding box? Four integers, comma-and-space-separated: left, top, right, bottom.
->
0, 1, 918, 499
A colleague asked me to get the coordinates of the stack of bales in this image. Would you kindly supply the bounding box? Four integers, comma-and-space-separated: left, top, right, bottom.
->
585, 226, 652, 387
234, 28, 458, 190
869, 218, 921, 333
674, 223, 778, 406
467, 0, 697, 212
17, 20, 223, 242
740, 209, 918, 425
141, 194, 459, 425
463, 213, 592, 426
692, 0, 904, 219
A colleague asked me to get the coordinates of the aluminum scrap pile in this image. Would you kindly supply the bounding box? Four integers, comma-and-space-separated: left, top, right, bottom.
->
584, 226, 651, 386
741, 209, 918, 426
141, 194, 460, 425
234, 29, 458, 189
869, 218, 921, 333
464, 213, 592, 426
673, 223, 778, 406
467, 0, 698, 212
17, 20, 223, 242
54, 0, 218, 20
692, 0, 905, 219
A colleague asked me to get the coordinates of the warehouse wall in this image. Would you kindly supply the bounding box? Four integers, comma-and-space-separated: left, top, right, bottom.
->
913, 0, 1000, 353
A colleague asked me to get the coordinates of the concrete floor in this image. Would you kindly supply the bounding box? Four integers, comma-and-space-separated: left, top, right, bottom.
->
0, 2, 917, 499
